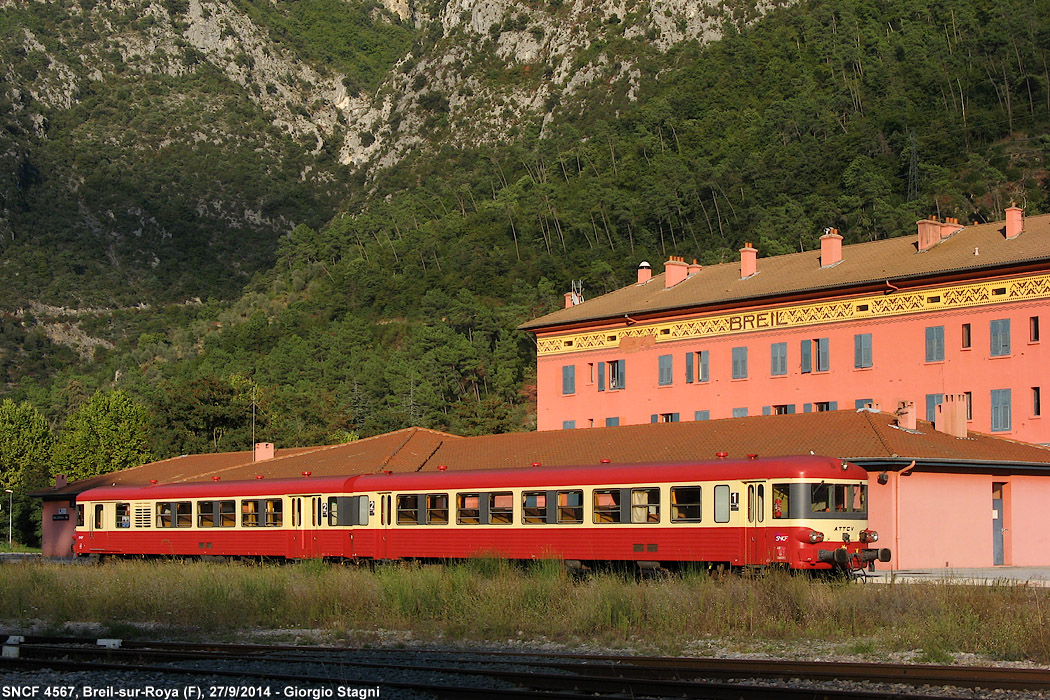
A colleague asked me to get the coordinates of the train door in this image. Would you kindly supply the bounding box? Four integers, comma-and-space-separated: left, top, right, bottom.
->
373, 492, 392, 559
745, 482, 767, 565
291, 495, 323, 559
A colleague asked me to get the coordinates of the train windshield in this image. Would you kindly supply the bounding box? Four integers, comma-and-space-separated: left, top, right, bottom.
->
772, 482, 867, 520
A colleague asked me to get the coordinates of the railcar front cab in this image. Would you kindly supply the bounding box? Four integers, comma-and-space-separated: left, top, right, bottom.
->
767, 476, 890, 571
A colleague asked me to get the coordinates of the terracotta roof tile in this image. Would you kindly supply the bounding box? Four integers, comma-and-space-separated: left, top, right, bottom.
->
36, 413, 1050, 499
520, 213, 1050, 331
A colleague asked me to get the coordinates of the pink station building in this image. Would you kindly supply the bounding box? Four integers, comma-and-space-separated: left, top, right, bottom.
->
521, 206, 1049, 445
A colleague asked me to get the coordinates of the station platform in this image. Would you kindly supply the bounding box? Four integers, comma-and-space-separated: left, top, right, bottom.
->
862, 566, 1050, 586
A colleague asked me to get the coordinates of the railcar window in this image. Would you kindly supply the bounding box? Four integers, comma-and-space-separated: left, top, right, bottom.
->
77, 504, 85, 527
457, 494, 480, 524
264, 499, 282, 527
157, 502, 173, 528
397, 494, 421, 525
489, 492, 513, 524
241, 500, 258, 527
426, 494, 449, 525
593, 489, 621, 523
522, 491, 547, 524
714, 485, 731, 523
671, 487, 702, 522
557, 490, 583, 524
198, 501, 236, 528
94, 504, 103, 529
772, 485, 790, 519
158, 502, 192, 528
116, 503, 130, 528
810, 484, 831, 513
832, 484, 866, 513
631, 488, 660, 523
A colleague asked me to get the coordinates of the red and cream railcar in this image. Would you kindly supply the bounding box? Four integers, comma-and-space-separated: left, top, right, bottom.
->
73, 476, 362, 560
74, 455, 889, 571
350, 455, 888, 571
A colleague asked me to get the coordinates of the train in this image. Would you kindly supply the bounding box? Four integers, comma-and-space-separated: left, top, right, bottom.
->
73, 454, 891, 572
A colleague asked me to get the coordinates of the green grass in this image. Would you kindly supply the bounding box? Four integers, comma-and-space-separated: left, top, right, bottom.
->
1, 561, 1048, 662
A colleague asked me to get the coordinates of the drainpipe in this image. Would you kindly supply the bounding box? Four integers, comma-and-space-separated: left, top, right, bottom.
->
894, 461, 916, 571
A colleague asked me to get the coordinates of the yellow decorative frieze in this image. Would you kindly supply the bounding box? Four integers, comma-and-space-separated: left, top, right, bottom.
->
536, 272, 1050, 356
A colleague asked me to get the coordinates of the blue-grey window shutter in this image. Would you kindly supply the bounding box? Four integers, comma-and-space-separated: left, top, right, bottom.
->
762, 405, 771, 415
829, 400, 838, 411
685, 352, 694, 383
803, 403, 813, 413
598, 361, 605, 391
695, 410, 710, 421
699, 351, 709, 382
671, 413, 680, 422
787, 404, 796, 414
605, 417, 619, 427
562, 365, 575, 394
801, 340, 812, 373
817, 338, 830, 371
926, 393, 943, 422
617, 359, 626, 389
651, 414, 659, 423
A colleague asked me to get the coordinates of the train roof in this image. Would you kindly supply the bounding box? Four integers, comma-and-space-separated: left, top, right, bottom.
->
76, 475, 356, 502
353, 454, 864, 491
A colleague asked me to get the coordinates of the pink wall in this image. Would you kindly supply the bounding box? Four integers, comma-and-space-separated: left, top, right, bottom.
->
41, 500, 76, 558
538, 301, 1047, 443
1006, 475, 1050, 565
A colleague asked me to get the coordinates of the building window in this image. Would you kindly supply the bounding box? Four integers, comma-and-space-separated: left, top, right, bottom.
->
651, 413, 680, 423
562, 420, 576, 429
605, 417, 619, 427
855, 398, 874, 409
598, 359, 626, 391
854, 333, 872, 368
763, 404, 795, 415
770, 342, 787, 376
561, 365, 575, 395
731, 346, 748, 379
924, 326, 944, 362
732, 407, 748, 418
991, 389, 1012, 432
1034, 387, 1042, 417
658, 354, 673, 386
801, 338, 829, 373
694, 410, 710, 421
990, 319, 1011, 356
961, 323, 972, 349
697, 351, 709, 382
1032, 316, 1041, 343
925, 393, 944, 422
965, 391, 972, 420
808, 401, 837, 413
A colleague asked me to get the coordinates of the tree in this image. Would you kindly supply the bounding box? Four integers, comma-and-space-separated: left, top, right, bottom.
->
52, 391, 152, 482
0, 399, 53, 546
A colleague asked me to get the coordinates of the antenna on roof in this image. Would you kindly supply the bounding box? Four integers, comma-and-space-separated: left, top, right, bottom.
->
571, 279, 584, 304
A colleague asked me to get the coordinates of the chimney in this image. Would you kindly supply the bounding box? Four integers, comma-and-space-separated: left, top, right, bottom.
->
55, 474, 68, 488
687, 259, 702, 276
254, 442, 274, 462
739, 243, 757, 278
940, 217, 963, 240
664, 256, 689, 288
819, 228, 842, 267
934, 394, 968, 438
895, 400, 916, 430
1006, 204, 1024, 239
636, 261, 652, 285
564, 291, 581, 308
917, 217, 940, 251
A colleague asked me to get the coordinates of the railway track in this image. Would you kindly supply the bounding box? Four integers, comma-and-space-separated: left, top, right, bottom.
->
2, 635, 1045, 699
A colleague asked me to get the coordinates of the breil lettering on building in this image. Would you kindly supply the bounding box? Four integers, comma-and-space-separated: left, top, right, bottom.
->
521, 208, 1050, 444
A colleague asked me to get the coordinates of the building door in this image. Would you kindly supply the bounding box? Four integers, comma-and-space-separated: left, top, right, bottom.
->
992, 483, 1005, 566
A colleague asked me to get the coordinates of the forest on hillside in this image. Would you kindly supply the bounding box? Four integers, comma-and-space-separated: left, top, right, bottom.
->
2, 0, 1050, 545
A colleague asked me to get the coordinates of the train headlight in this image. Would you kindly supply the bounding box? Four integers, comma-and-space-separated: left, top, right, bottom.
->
860, 529, 879, 543
807, 530, 825, 544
